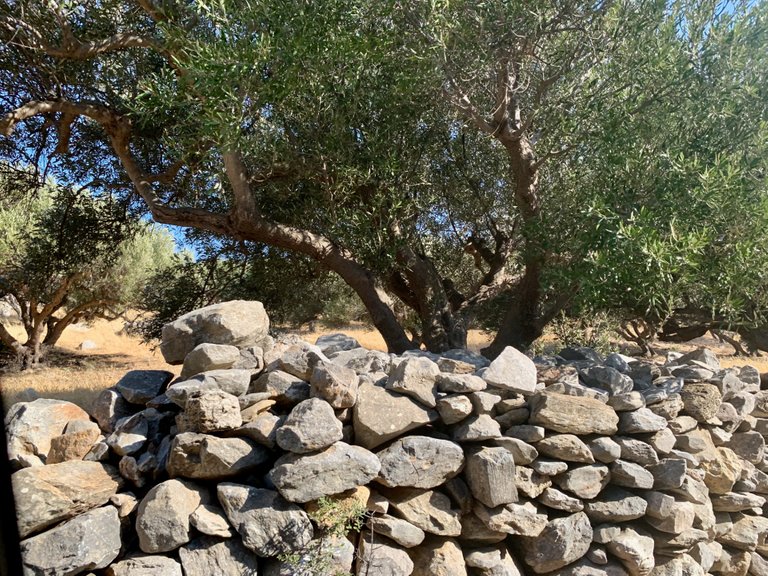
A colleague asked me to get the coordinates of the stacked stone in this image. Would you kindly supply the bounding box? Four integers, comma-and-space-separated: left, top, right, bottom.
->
5, 300, 768, 576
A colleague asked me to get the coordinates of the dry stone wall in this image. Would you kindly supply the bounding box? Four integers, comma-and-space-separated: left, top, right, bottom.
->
5, 300, 768, 576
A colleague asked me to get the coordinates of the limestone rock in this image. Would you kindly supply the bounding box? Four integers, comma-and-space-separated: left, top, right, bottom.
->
161, 300, 270, 364
536, 434, 595, 463
376, 436, 464, 489
606, 528, 655, 576
106, 554, 183, 576
386, 356, 440, 407
589, 437, 623, 463
529, 392, 619, 435
473, 500, 548, 537
6, 398, 92, 466
554, 464, 611, 499
464, 544, 526, 576
180, 343, 241, 379
514, 467, 552, 499
190, 504, 235, 538
315, 333, 361, 355
465, 446, 518, 507
618, 408, 668, 434
310, 362, 359, 408
408, 536, 467, 576
181, 389, 242, 433
368, 515, 426, 548
178, 536, 259, 576
270, 441, 381, 502
386, 487, 463, 536
252, 370, 310, 405
483, 346, 537, 394
276, 397, 343, 453
699, 447, 743, 494
580, 366, 634, 396
453, 414, 502, 442
357, 533, 414, 576
522, 512, 592, 574
538, 487, 584, 513
680, 383, 723, 422
167, 433, 270, 480
20, 506, 121, 576
136, 478, 206, 553
217, 483, 313, 557
437, 373, 487, 393
437, 395, 474, 424
91, 388, 136, 434
583, 487, 647, 522
610, 459, 655, 489
353, 380, 437, 449
116, 370, 174, 405
46, 424, 101, 464
12, 460, 123, 538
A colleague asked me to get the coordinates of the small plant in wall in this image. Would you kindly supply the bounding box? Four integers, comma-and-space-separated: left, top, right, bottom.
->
278, 493, 369, 575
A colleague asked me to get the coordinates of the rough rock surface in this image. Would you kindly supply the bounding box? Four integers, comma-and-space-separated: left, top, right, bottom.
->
13, 460, 123, 538
136, 478, 206, 553
375, 436, 464, 489
161, 300, 270, 364
217, 483, 313, 557
20, 506, 122, 576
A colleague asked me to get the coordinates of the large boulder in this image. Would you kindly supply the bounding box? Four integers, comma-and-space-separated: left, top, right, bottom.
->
529, 392, 619, 435
481, 346, 537, 394
6, 398, 92, 466
12, 461, 123, 538
20, 506, 122, 576
375, 436, 465, 489
353, 380, 437, 449
217, 483, 313, 557
270, 442, 381, 502
166, 433, 270, 480
161, 300, 270, 364
136, 478, 207, 553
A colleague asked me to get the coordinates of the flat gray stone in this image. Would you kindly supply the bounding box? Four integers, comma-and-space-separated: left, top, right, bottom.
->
353, 381, 437, 449
12, 461, 123, 538
252, 370, 310, 405
617, 408, 668, 434
217, 483, 313, 557
482, 346, 537, 394
270, 441, 381, 502
167, 433, 270, 480
178, 536, 259, 576
106, 554, 183, 576
368, 515, 426, 548
536, 434, 594, 463
116, 370, 174, 404
529, 392, 619, 435
554, 464, 610, 499
583, 487, 647, 522
357, 532, 414, 576
386, 487, 462, 536
20, 506, 121, 576
386, 356, 440, 407
376, 436, 464, 489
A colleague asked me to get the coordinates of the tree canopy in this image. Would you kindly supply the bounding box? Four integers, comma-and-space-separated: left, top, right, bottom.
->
1, 0, 766, 356
0, 166, 175, 364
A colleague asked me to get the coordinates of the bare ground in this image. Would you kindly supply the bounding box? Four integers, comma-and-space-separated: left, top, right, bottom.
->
1, 317, 766, 414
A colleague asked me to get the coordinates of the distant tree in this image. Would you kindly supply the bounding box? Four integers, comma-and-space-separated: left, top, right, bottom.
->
0, 172, 175, 365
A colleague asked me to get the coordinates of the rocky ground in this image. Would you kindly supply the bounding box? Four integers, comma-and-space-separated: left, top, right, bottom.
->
4, 300, 768, 575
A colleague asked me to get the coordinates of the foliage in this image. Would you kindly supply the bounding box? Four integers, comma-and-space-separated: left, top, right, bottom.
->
0, 0, 766, 356
277, 495, 367, 576
0, 169, 176, 364
550, 311, 621, 356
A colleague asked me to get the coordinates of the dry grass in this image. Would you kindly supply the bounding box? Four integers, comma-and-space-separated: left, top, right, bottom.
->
2, 318, 766, 415
0, 318, 180, 412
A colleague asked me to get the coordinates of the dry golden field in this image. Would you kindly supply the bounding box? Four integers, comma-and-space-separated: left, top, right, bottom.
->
1, 316, 766, 415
